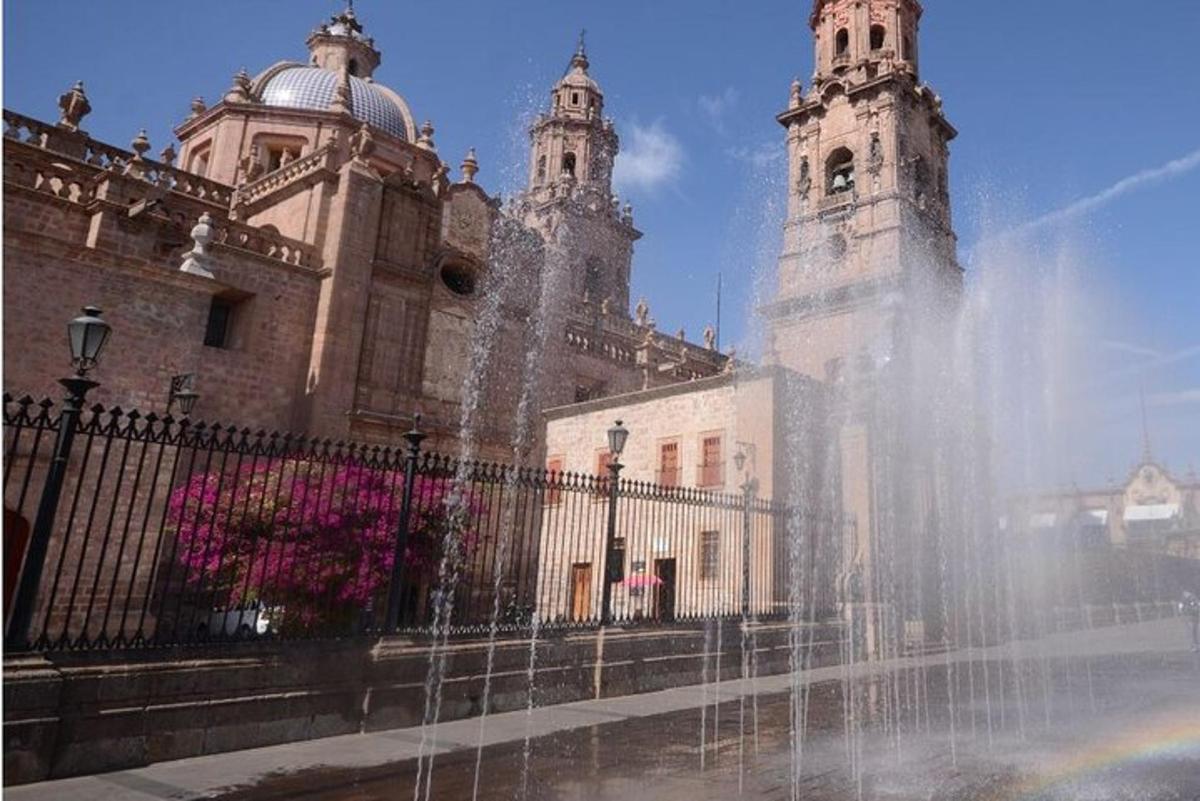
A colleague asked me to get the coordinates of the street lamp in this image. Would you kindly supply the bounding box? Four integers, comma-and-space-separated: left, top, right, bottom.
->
6, 307, 111, 650
607, 419, 629, 460
734, 443, 759, 619
167, 373, 200, 416
384, 413, 428, 633
600, 420, 628, 626
67, 305, 112, 376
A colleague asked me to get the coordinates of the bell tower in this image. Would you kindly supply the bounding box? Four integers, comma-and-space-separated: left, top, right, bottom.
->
518, 35, 639, 317
768, 0, 959, 382
767, 0, 962, 650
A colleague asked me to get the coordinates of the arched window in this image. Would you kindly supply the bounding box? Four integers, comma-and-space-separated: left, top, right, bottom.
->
903, 35, 914, 61
835, 28, 850, 57
537, 155, 547, 183
870, 25, 886, 51
562, 152, 577, 178
348, 58, 359, 76
826, 147, 856, 195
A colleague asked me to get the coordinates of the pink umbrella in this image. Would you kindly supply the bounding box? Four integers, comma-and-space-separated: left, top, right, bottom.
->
623, 574, 663, 588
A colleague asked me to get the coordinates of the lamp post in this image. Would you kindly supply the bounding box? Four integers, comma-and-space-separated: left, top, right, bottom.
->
600, 419, 628, 626
5, 306, 111, 651
384, 414, 426, 633
166, 373, 199, 416
734, 446, 759, 620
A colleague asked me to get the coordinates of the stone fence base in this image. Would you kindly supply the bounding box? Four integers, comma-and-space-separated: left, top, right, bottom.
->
3, 620, 843, 786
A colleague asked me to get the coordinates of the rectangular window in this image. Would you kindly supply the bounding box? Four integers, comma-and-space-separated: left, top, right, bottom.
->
595, 450, 613, 498
698, 435, 723, 488
658, 441, 680, 487
699, 531, 720, 580
204, 297, 235, 348
545, 457, 564, 506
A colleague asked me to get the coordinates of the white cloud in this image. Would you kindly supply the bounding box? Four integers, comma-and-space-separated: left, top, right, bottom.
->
699, 87, 739, 135
1147, 388, 1200, 408
1101, 340, 1161, 359
613, 120, 684, 194
1004, 148, 1200, 238
1099, 342, 1200, 386
726, 142, 784, 169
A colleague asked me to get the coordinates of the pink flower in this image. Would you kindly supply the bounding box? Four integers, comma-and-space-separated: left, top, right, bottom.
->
168, 461, 483, 630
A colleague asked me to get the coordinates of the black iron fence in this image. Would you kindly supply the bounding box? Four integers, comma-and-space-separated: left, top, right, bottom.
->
3, 393, 839, 651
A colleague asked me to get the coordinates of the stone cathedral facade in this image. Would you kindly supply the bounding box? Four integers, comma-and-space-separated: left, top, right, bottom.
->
1, 7, 725, 461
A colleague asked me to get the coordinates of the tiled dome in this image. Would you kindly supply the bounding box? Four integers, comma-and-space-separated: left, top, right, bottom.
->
259, 66, 412, 140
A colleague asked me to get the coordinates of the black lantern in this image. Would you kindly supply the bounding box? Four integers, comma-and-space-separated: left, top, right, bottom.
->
175, 388, 199, 416
607, 419, 629, 462
167, 373, 200, 416
734, 449, 747, 474
67, 306, 111, 375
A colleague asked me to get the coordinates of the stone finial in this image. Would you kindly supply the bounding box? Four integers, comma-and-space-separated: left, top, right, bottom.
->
703, 325, 716, 351
130, 129, 151, 161
57, 80, 91, 131
180, 212, 217, 278
790, 77, 804, 109
416, 120, 436, 152
677, 327, 686, 340
159, 144, 177, 165
460, 147, 479, 183
634, 298, 650, 327
189, 97, 208, 119
224, 68, 252, 104
723, 347, 737, 373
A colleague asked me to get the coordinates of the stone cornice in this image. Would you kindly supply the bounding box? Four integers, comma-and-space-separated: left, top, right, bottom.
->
776, 71, 956, 141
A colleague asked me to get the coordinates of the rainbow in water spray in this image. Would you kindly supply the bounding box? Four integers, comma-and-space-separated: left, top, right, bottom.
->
1006, 710, 1200, 799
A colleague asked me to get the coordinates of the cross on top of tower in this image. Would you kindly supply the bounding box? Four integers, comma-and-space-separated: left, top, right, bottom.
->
569, 28, 589, 73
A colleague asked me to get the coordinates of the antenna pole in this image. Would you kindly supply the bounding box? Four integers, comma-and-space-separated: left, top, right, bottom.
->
1139, 384, 1153, 462
715, 272, 722, 352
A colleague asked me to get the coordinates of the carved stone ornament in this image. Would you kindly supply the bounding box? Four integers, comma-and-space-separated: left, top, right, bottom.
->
797, 157, 812, 199
349, 123, 375, 163
180, 212, 217, 279
57, 81, 91, 131
634, 297, 650, 327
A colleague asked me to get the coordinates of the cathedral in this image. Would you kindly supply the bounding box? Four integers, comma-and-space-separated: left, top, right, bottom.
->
2, 5, 726, 461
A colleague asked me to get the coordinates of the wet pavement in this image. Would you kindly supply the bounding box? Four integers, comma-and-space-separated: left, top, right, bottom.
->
221, 652, 1200, 800
12, 619, 1199, 801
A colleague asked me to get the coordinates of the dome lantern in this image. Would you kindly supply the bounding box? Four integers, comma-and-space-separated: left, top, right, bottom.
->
306, 3, 381, 79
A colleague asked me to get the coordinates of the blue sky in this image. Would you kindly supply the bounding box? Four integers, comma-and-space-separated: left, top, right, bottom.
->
5, 1, 1198, 484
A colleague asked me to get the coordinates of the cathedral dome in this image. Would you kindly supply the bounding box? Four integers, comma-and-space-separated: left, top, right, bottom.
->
257, 65, 415, 141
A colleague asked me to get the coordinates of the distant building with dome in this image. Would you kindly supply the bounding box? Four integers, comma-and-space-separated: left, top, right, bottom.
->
2, 5, 726, 458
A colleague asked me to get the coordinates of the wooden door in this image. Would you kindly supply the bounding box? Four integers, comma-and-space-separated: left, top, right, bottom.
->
570, 563, 592, 622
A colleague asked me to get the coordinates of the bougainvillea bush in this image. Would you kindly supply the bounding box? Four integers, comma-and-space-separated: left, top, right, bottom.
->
168, 460, 482, 631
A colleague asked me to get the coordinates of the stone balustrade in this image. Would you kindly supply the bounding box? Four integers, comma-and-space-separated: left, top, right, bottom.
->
2, 149, 95, 204
564, 327, 635, 364
3, 110, 232, 206
233, 142, 337, 210
212, 217, 319, 269
565, 319, 726, 371
4, 109, 318, 270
